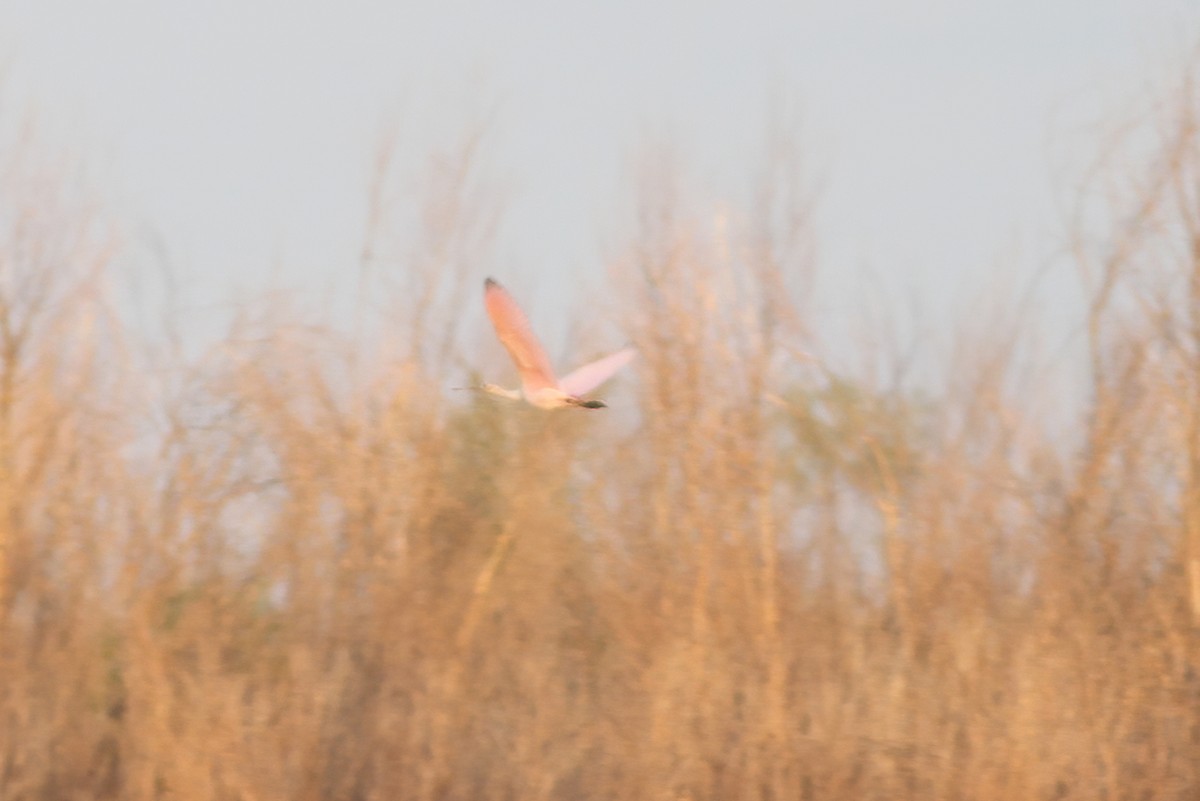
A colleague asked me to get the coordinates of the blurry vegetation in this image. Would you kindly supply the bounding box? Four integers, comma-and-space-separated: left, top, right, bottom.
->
4, 63, 1200, 801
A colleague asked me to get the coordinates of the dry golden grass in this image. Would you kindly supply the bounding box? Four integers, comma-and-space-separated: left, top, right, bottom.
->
3, 75, 1200, 801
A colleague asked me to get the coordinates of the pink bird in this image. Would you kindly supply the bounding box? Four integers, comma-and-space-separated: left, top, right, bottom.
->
477, 277, 635, 409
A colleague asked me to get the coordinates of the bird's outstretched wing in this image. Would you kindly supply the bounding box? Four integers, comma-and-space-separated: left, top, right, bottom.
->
559, 347, 636, 397
483, 278, 558, 394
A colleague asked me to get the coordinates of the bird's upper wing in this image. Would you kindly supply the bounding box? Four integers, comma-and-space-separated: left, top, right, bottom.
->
559, 347, 636, 397
484, 278, 558, 393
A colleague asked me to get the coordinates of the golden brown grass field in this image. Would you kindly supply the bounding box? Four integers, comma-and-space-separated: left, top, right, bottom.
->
4, 65, 1200, 801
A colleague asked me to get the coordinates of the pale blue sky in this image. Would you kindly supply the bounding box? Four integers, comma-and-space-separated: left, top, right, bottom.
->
3, 1, 1197, 362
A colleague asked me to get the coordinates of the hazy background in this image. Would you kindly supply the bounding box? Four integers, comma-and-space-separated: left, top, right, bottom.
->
4, 0, 1196, 353
6, 4, 1200, 799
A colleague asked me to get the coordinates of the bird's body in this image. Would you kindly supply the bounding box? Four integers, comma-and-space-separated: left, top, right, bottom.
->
478, 277, 634, 409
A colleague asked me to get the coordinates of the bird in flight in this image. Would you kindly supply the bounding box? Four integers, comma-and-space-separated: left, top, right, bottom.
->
475, 277, 635, 409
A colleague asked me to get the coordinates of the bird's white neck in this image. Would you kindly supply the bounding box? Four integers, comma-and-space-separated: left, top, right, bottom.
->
482, 384, 522, 401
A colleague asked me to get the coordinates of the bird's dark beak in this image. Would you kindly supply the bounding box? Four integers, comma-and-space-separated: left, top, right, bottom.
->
578, 399, 607, 409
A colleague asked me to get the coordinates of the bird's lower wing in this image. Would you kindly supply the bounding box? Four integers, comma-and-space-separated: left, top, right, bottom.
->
559, 347, 636, 397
